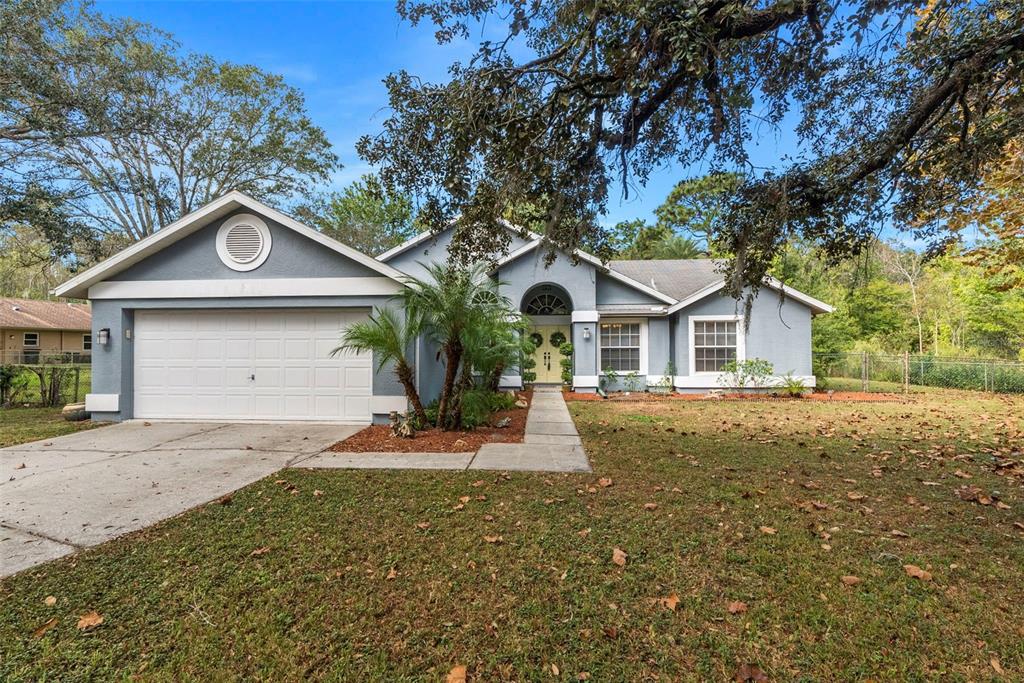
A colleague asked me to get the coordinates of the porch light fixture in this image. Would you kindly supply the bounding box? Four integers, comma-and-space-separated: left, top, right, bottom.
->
583, 327, 591, 340
98, 328, 110, 346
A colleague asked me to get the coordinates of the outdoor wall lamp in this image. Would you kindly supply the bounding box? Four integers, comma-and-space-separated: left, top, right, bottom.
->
583, 327, 591, 340
98, 328, 110, 346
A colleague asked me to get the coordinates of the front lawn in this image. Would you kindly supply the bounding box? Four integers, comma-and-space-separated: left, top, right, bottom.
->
1, 392, 1021, 680
0, 407, 102, 449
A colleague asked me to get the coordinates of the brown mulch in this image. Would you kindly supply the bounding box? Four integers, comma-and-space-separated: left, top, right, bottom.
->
564, 390, 908, 403
329, 389, 532, 453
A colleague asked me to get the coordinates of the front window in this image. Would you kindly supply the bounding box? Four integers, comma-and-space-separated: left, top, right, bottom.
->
23, 332, 39, 347
600, 322, 641, 372
83, 334, 92, 351
693, 320, 737, 372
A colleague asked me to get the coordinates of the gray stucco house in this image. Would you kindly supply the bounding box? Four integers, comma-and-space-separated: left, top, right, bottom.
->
55, 192, 832, 424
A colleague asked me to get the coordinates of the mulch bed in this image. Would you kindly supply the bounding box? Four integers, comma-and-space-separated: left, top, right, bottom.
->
329, 389, 532, 453
564, 390, 908, 403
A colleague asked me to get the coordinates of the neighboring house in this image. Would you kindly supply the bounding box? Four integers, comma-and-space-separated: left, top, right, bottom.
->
0, 298, 92, 365
54, 192, 831, 424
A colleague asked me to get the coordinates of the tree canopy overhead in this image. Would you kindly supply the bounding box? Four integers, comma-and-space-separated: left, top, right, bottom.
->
359, 0, 1024, 301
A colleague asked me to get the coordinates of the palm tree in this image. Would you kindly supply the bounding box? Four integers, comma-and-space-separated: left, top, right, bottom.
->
399, 262, 505, 430
331, 306, 427, 425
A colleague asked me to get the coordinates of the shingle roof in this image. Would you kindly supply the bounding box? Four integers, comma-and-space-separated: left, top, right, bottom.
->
0, 298, 92, 331
608, 259, 724, 301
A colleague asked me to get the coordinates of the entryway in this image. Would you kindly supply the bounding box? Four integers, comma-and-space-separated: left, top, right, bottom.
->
528, 325, 571, 384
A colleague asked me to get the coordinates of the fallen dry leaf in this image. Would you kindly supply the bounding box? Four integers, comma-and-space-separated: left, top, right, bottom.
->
44, 595, 57, 606
551, 663, 560, 675
734, 662, 769, 682
483, 534, 503, 544
904, 564, 933, 581
385, 567, 398, 580
415, 521, 431, 530
446, 664, 467, 683
76, 611, 103, 631
643, 502, 658, 511
15, 463, 25, 470
250, 546, 270, 557
32, 617, 58, 639
652, 593, 680, 611
611, 547, 628, 567
313, 490, 324, 497
991, 657, 1005, 676
727, 600, 748, 614
847, 492, 867, 501
598, 477, 613, 488
841, 575, 862, 586
577, 528, 591, 538
459, 495, 471, 504
890, 529, 910, 538
759, 526, 777, 535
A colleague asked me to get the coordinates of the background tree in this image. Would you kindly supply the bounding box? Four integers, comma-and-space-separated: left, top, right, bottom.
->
321, 174, 418, 255
3, 0, 339, 266
360, 0, 1024, 305
654, 173, 742, 253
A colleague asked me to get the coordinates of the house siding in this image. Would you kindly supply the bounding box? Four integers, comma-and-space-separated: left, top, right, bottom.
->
110, 211, 380, 282
386, 226, 533, 280
671, 288, 813, 385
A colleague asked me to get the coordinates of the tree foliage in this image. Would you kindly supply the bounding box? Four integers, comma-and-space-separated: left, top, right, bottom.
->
321, 174, 418, 256
2, 0, 338, 263
361, 0, 1024, 307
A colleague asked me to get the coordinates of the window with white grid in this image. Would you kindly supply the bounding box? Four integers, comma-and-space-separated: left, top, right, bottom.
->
599, 322, 641, 373
693, 320, 737, 372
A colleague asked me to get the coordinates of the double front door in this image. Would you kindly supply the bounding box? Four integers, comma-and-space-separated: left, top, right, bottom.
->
529, 325, 570, 384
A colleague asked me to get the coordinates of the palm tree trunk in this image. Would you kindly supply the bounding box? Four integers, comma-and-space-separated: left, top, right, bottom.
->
436, 341, 462, 430
396, 361, 428, 425
487, 361, 505, 392
449, 352, 476, 429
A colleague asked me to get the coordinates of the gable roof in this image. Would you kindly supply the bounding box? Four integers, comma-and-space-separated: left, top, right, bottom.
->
609, 260, 722, 301
53, 191, 409, 299
378, 222, 832, 315
0, 298, 91, 330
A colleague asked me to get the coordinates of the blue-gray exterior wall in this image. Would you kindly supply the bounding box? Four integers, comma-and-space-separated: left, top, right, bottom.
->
595, 274, 661, 305
497, 248, 597, 312
671, 288, 813, 378
386, 227, 533, 281
111, 211, 380, 281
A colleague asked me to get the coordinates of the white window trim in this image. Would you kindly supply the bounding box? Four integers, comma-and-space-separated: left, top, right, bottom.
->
216, 213, 272, 271
23, 332, 39, 347
597, 318, 648, 375
83, 333, 92, 351
688, 315, 745, 376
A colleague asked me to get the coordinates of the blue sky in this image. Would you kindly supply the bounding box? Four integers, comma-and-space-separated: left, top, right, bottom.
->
98, 0, 798, 228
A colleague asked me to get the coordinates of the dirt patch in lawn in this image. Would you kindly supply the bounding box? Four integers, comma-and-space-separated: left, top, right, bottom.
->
329, 389, 531, 453
564, 390, 906, 402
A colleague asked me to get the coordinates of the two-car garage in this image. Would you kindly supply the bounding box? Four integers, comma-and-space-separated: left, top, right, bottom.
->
132, 309, 373, 422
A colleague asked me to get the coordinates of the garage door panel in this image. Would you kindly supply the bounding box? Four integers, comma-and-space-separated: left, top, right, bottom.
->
134, 308, 372, 421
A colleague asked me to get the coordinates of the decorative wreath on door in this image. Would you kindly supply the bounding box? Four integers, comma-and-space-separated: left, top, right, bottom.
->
529, 332, 544, 348
549, 331, 567, 348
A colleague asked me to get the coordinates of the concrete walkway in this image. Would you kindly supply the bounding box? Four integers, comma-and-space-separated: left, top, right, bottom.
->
299, 386, 592, 473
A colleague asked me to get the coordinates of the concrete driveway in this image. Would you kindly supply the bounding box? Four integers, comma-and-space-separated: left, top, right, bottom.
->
0, 421, 359, 578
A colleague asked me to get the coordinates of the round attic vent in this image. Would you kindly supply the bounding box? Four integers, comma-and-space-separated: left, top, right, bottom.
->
216, 214, 271, 271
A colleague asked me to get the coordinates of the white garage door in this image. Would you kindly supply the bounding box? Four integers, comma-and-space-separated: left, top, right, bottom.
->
134, 309, 372, 422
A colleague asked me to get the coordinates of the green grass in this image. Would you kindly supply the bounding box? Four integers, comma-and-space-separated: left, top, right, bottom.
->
8, 366, 91, 406
1, 391, 1022, 680
0, 407, 102, 448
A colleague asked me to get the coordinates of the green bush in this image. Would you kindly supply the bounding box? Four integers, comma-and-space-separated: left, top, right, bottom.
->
558, 342, 573, 385
778, 373, 809, 397
719, 358, 774, 390
487, 391, 516, 412
460, 389, 496, 429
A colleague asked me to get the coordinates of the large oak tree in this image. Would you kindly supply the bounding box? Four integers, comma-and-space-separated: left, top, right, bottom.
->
359, 0, 1024, 304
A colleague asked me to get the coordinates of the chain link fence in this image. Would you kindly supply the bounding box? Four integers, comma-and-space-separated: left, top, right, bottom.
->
814, 352, 1024, 394
1, 365, 91, 407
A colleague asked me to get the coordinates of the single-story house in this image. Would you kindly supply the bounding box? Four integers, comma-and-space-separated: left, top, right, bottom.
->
1, 298, 92, 365
54, 191, 831, 423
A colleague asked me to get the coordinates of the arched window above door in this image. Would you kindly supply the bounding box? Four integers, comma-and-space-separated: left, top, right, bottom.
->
522, 286, 571, 315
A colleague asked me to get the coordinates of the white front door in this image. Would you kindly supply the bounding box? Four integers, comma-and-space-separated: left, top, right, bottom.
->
133, 309, 372, 422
